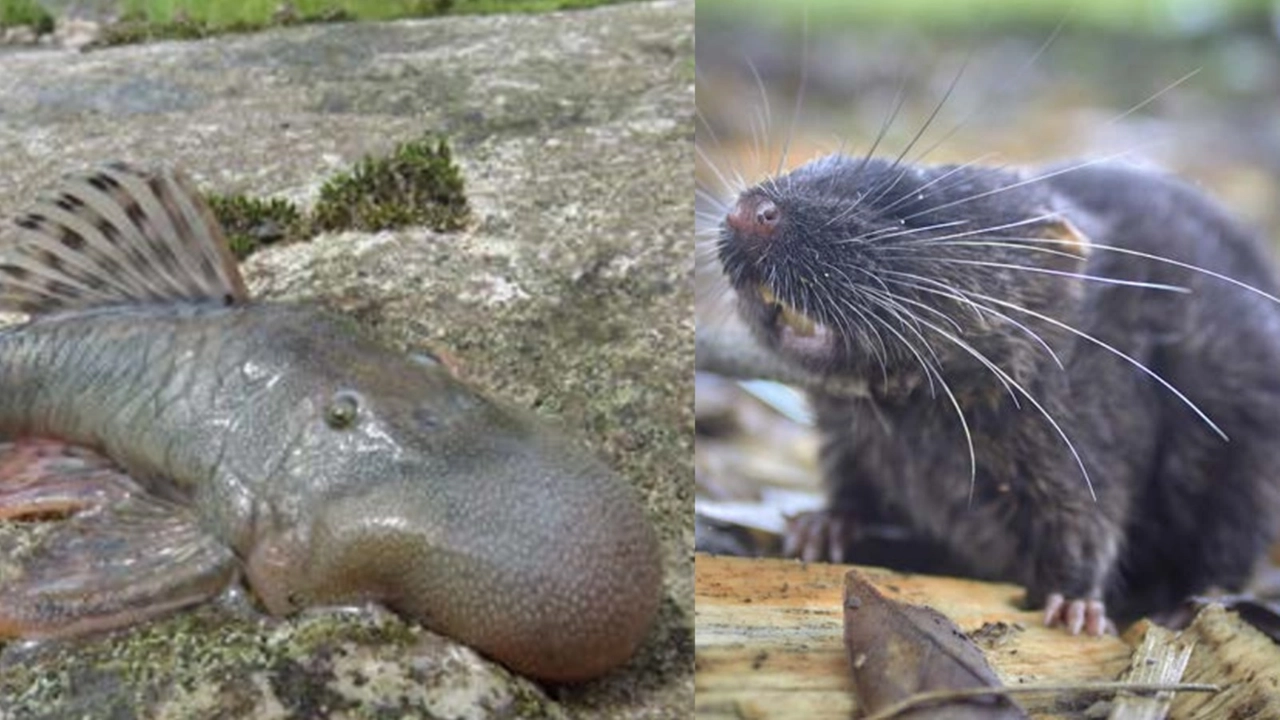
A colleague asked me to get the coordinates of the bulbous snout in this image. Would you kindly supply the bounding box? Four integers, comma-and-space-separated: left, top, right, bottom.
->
294, 440, 662, 682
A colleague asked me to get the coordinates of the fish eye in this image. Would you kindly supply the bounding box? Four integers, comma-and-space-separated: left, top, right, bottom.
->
324, 392, 360, 430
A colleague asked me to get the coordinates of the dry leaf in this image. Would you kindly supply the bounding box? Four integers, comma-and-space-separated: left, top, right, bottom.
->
843, 569, 1028, 719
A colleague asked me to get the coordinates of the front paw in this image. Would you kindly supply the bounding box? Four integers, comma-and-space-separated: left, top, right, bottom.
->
1041, 592, 1114, 636
782, 510, 856, 563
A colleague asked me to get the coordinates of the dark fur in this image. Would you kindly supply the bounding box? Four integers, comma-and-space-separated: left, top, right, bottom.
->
719, 156, 1280, 621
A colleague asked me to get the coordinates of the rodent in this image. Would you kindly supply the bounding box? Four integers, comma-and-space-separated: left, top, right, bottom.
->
714, 153, 1280, 633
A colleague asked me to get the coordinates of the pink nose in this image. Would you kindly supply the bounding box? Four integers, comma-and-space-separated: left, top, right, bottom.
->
726, 195, 780, 238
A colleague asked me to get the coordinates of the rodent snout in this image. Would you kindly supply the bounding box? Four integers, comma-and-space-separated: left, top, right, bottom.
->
727, 195, 780, 239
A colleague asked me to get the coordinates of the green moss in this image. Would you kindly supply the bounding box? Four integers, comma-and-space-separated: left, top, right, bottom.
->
200, 136, 468, 260
311, 136, 470, 234
207, 193, 307, 260
0, 0, 53, 33
95, 0, 626, 48
97, 9, 340, 46
449, 0, 627, 12
96, 11, 268, 46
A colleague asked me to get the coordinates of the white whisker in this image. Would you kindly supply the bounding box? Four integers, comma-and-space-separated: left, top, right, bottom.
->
897, 151, 1157, 223
873, 284, 1093, 499
928, 237, 1280, 307
916, 281, 1228, 442
876, 153, 1001, 215
882, 269, 1064, 372
837, 218, 971, 244
879, 255, 1191, 293
1104, 68, 1200, 127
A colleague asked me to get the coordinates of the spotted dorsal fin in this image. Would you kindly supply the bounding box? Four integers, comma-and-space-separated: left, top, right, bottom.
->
0, 162, 249, 315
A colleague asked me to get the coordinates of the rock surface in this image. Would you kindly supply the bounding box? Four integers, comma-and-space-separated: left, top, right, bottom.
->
0, 1, 693, 717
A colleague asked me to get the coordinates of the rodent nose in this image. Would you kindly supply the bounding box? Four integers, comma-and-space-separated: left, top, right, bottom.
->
726, 195, 780, 238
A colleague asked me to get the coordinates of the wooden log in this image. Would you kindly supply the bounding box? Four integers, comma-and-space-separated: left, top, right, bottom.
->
695, 554, 1133, 719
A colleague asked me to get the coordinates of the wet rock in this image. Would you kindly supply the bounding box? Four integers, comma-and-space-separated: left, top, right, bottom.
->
54, 18, 101, 51
0, 605, 572, 719
1, 25, 38, 46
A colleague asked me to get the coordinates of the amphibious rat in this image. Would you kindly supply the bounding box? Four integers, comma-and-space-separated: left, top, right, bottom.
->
714, 155, 1280, 634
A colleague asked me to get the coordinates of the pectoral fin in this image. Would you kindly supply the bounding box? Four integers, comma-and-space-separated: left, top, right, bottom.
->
0, 439, 136, 520
0, 440, 236, 638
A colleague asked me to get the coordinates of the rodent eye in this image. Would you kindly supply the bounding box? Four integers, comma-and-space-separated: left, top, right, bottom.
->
324, 392, 360, 430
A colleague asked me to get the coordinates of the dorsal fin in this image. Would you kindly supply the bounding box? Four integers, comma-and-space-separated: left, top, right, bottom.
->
0, 162, 249, 315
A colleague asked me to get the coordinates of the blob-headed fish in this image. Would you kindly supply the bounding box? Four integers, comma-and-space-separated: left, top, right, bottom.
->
0, 163, 661, 682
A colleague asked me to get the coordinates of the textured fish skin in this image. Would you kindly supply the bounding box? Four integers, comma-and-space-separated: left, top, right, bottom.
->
0, 166, 663, 683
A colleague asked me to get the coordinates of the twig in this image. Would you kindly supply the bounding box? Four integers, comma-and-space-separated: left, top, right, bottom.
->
862, 681, 1221, 720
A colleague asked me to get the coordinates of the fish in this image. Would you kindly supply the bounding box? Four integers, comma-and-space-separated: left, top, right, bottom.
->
0, 162, 662, 683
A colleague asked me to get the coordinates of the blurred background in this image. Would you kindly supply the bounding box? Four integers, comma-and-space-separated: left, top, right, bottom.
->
695, 0, 1280, 559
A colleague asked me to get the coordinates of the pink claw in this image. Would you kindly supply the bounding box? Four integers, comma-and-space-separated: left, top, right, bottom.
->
782, 511, 851, 563
1043, 592, 1065, 627
1043, 592, 1112, 636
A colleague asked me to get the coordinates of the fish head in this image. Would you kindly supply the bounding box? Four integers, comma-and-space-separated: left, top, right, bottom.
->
240, 326, 662, 683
